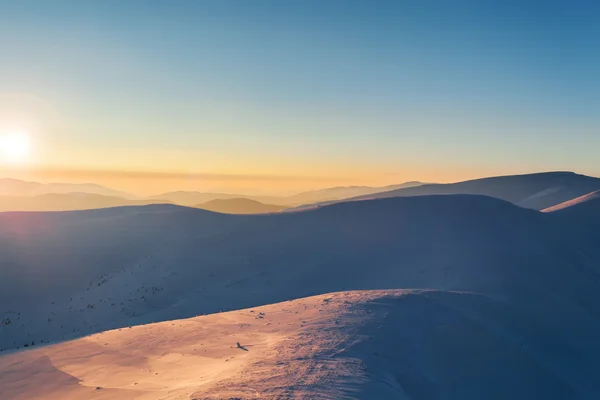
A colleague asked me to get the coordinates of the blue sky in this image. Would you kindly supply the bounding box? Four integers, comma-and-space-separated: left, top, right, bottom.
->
0, 0, 598, 193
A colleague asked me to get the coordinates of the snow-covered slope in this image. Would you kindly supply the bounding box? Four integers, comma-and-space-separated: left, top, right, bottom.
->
3, 289, 600, 400
288, 172, 600, 212
1, 195, 599, 356
543, 190, 600, 213
542, 190, 600, 264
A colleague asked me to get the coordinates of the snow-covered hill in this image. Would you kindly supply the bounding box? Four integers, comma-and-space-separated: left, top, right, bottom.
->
287, 172, 600, 212
542, 190, 600, 264
543, 189, 600, 214
1, 194, 599, 357
3, 289, 600, 399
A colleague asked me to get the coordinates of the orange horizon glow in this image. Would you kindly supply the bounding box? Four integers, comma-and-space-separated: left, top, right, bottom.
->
0, 162, 589, 197
2, 90, 599, 196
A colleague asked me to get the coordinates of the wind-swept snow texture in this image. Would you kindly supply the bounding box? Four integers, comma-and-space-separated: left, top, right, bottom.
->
1, 194, 600, 399
2, 290, 600, 399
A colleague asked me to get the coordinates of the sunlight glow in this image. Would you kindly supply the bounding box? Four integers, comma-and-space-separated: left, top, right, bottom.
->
0, 131, 31, 163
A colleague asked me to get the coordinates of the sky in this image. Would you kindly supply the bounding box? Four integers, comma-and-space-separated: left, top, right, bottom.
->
0, 0, 599, 195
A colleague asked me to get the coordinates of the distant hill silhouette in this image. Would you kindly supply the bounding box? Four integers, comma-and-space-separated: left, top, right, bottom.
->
153, 181, 425, 207
0, 193, 169, 212
274, 181, 425, 205
0, 178, 133, 198
196, 198, 284, 214
149, 191, 245, 206
289, 172, 600, 211
0, 179, 425, 209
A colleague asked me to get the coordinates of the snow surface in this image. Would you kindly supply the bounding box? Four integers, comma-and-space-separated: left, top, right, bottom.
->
4, 289, 600, 400
543, 190, 600, 213
1, 194, 600, 399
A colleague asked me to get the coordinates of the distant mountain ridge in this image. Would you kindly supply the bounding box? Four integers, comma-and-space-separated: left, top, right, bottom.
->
0, 178, 425, 211
275, 181, 425, 205
195, 198, 284, 214
288, 171, 600, 211
5, 172, 600, 213
0, 193, 170, 212
153, 181, 425, 206
148, 191, 245, 206
0, 178, 134, 198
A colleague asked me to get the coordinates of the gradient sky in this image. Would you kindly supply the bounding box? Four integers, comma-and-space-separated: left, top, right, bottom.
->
0, 0, 599, 195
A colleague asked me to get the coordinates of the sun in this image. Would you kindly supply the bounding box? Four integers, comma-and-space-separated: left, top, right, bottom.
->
0, 131, 31, 163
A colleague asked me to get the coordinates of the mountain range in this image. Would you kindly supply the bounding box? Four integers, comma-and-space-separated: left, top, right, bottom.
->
150, 181, 425, 207
1, 187, 600, 398
2, 172, 600, 215
195, 198, 285, 214
0, 193, 170, 212
0, 179, 427, 214
0, 178, 134, 198
2, 172, 600, 399
288, 171, 600, 211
